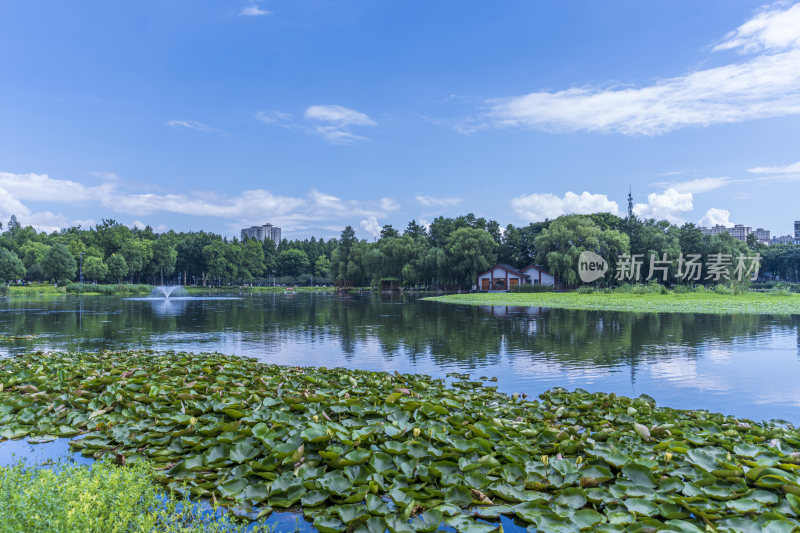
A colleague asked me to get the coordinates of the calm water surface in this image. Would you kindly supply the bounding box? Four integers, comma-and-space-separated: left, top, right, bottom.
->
1, 292, 799, 423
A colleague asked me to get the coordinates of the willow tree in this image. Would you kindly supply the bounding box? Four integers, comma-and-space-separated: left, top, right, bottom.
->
534, 215, 629, 287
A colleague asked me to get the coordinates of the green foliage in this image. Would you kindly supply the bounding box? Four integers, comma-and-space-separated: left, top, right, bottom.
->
1, 210, 799, 290
106, 253, 128, 283
277, 249, 310, 277
0, 247, 26, 283
534, 215, 630, 287
444, 227, 498, 287
3, 350, 800, 531
82, 256, 108, 283
428, 291, 800, 315
0, 460, 267, 532
43, 243, 77, 284
64, 283, 152, 295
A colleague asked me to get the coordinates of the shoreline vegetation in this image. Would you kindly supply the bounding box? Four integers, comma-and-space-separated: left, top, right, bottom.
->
2, 351, 800, 531
1, 213, 799, 295
427, 290, 800, 315
0, 460, 269, 533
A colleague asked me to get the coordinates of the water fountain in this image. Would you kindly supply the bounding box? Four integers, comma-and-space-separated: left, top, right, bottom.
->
125, 285, 242, 316
150, 285, 186, 298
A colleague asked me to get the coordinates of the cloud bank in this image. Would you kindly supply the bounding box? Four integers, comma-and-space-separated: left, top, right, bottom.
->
481, 2, 800, 135
0, 172, 398, 236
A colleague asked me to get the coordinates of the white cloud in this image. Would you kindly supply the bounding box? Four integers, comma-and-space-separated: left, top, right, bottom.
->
480, 3, 800, 135
633, 188, 693, 223
257, 105, 377, 144
380, 198, 400, 212
167, 120, 223, 134
748, 160, 800, 174
360, 216, 381, 239
511, 191, 620, 221
239, 1, 271, 16
304, 105, 377, 127
415, 195, 462, 207
0, 172, 114, 203
254, 111, 294, 127
652, 176, 733, 194
699, 208, 735, 228
312, 128, 370, 145
0, 171, 398, 236
747, 160, 800, 182
714, 2, 800, 53
0, 179, 95, 233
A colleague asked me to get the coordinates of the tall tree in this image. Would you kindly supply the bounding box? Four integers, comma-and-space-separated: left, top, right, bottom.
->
42, 243, 77, 284
83, 256, 108, 283
535, 215, 629, 287
0, 248, 26, 283
106, 253, 129, 284
277, 249, 310, 277
151, 237, 177, 285
444, 227, 498, 288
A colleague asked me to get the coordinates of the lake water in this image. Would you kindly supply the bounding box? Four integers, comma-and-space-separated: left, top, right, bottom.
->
1, 292, 799, 423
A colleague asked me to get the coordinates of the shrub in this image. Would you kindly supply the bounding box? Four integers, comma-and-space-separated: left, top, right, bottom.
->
712, 284, 734, 295
576, 285, 595, 294
65, 284, 152, 295
0, 460, 269, 533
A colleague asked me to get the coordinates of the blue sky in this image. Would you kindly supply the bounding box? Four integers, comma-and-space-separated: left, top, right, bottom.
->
1, 1, 799, 239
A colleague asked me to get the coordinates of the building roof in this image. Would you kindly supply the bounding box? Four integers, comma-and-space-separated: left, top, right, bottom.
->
477, 263, 553, 278
477, 264, 525, 278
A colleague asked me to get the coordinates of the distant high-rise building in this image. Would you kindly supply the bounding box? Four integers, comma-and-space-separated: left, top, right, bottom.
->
770, 234, 796, 245
754, 228, 771, 244
795, 220, 800, 240
241, 223, 281, 245
701, 224, 751, 241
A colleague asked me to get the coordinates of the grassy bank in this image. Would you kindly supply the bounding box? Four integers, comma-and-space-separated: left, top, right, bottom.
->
2, 350, 800, 531
184, 286, 335, 294
4, 284, 153, 297
426, 291, 800, 315
5, 284, 66, 297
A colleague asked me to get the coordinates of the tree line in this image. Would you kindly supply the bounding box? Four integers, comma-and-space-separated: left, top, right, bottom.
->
0, 212, 797, 287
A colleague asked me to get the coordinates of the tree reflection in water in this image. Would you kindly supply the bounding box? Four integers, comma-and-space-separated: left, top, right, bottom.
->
0, 293, 798, 420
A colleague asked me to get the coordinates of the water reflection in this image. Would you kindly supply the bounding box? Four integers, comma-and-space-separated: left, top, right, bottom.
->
0, 293, 798, 422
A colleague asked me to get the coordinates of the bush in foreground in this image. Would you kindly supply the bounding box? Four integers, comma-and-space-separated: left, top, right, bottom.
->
0, 460, 269, 533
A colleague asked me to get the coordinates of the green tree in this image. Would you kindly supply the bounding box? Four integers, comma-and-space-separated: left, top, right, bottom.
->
444, 227, 498, 288
202, 241, 237, 285
151, 238, 177, 285
119, 239, 145, 283
314, 255, 331, 278
240, 238, 265, 282
277, 249, 310, 277
42, 243, 77, 284
82, 256, 108, 283
19, 242, 50, 269
0, 248, 26, 283
106, 253, 129, 283
535, 215, 629, 287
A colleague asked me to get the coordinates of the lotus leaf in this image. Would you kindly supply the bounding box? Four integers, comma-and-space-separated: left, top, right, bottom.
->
3, 350, 800, 532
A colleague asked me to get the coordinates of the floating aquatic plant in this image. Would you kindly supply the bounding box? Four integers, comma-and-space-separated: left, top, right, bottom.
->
1, 350, 800, 532
427, 292, 800, 315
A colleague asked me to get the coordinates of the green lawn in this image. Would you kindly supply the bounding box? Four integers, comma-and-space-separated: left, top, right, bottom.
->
426, 291, 800, 315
